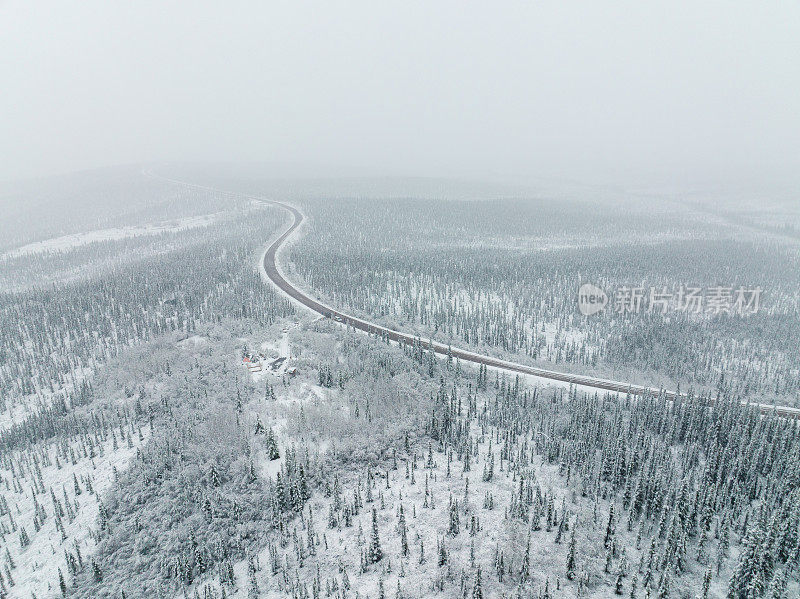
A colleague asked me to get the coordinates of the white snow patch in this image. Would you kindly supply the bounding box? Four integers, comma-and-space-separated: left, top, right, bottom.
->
178, 335, 209, 349
2, 212, 224, 260
0, 365, 95, 433
1, 428, 149, 598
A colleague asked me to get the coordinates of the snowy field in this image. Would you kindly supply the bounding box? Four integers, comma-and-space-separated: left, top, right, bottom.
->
1, 212, 224, 260
1, 425, 148, 599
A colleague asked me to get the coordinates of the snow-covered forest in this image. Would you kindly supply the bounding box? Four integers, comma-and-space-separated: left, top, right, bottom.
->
4, 1, 800, 596
289, 197, 800, 405
1, 167, 798, 599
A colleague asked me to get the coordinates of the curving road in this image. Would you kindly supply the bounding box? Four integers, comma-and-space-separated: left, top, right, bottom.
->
150, 171, 800, 419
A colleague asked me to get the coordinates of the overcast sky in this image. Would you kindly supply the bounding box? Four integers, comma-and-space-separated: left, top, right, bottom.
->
1, 1, 799, 188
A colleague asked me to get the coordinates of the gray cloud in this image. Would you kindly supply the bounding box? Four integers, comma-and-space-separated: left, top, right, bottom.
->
2, 1, 799, 188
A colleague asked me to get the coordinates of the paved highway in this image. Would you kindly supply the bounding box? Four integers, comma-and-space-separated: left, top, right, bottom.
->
149, 171, 800, 420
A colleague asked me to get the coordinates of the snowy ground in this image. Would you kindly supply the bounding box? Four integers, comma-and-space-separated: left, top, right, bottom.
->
0, 365, 94, 434
1, 212, 224, 260
175, 405, 628, 599
0, 427, 148, 599
167, 326, 614, 598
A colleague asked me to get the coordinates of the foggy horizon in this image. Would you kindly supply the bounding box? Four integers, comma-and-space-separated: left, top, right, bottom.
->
3, 1, 799, 192
4, 5, 800, 598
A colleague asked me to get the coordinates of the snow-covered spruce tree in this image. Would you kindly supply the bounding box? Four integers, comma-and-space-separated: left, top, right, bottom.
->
368, 508, 383, 564
566, 525, 577, 580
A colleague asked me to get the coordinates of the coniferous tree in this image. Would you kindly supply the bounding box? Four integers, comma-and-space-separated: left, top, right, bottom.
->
438, 538, 448, 566
767, 569, 787, 599
266, 429, 280, 460
399, 505, 409, 556
92, 559, 103, 583
369, 508, 383, 564
566, 525, 577, 580
729, 520, 764, 599
520, 535, 531, 581
604, 504, 616, 549
629, 573, 638, 599
448, 500, 460, 536
700, 566, 712, 599
58, 569, 67, 597
472, 567, 483, 599
614, 564, 624, 595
